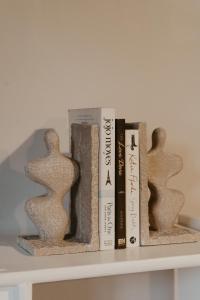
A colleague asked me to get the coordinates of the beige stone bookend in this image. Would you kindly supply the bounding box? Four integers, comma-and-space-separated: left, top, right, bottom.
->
70, 123, 99, 248
18, 125, 99, 255
148, 128, 184, 232
140, 126, 200, 246
25, 129, 79, 241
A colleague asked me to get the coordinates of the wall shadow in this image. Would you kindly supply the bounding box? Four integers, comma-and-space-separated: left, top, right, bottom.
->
0, 129, 48, 237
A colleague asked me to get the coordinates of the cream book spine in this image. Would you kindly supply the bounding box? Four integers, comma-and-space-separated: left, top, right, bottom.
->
125, 128, 139, 247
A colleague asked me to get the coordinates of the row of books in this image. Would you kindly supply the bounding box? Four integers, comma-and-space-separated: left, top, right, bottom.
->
68, 108, 139, 250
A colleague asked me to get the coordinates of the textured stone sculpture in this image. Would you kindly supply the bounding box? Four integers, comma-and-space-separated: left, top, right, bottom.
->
25, 129, 79, 241
18, 125, 99, 255
148, 128, 185, 232
70, 123, 99, 247
138, 124, 200, 245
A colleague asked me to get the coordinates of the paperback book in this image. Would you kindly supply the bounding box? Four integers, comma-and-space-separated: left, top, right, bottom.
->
125, 124, 139, 247
115, 119, 126, 249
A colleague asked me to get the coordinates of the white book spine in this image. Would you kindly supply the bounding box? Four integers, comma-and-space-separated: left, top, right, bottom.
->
68, 108, 115, 250
125, 129, 139, 247
99, 109, 115, 250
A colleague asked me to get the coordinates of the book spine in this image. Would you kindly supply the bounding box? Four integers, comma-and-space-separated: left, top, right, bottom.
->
100, 109, 115, 250
115, 119, 126, 249
125, 128, 139, 247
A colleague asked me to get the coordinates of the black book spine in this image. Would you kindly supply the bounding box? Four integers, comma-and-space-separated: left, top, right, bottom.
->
115, 119, 126, 249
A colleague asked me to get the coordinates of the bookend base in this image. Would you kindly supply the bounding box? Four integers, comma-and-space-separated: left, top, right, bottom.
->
142, 224, 200, 246
17, 235, 99, 255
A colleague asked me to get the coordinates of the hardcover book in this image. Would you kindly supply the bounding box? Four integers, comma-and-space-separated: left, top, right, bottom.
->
125, 125, 139, 247
115, 119, 126, 249
68, 108, 115, 250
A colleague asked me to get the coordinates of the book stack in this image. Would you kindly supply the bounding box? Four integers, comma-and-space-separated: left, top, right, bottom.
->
69, 108, 140, 250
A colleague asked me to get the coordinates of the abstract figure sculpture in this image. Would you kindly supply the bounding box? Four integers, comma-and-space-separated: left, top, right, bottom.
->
137, 123, 200, 245
148, 128, 185, 232
25, 129, 79, 241
18, 125, 99, 255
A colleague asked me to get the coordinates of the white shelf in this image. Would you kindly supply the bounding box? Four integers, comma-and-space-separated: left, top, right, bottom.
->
1, 237, 200, 286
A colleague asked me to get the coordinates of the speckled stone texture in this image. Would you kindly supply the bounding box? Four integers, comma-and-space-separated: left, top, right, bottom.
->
70, 123, 99, 248
140, 126, 200, 245
148, 225, 200, 245
24, 129, 79, 241
148, 128, 185, 231
18, 125, 99, 255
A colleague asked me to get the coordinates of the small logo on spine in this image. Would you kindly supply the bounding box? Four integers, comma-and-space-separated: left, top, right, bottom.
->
130, 236, 137, 244
131, 134, 137, 150
118, 238, 126, 246
106, 170, 112, 185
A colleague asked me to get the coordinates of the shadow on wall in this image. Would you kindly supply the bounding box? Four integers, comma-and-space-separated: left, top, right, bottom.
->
0, 129, 49, 236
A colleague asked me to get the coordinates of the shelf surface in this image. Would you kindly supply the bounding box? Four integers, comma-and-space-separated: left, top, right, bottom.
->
1, 237, 200, 286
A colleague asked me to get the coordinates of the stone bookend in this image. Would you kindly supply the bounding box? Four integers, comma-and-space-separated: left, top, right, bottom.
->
17, 125, 99, 255
139, 125, 200, 246
70, 123, 99, 249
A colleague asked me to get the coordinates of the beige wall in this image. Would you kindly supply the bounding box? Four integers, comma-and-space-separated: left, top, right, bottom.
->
0, 0, 200, 233
1, 0, 200, 233
1, 1, 200, 299
1, 0, 200, 235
